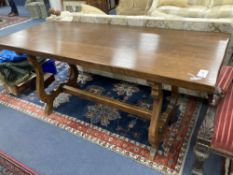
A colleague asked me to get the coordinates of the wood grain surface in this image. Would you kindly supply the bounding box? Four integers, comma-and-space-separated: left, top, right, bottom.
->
0, 21, 229, 93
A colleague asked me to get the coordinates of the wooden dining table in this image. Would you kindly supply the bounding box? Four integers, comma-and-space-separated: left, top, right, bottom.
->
0, 21, 230, 160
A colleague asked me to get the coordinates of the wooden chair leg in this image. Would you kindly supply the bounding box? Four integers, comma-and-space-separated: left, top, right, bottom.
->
231, 159, 233, 174
192, 105, 215, 175
192, 140, 211, 175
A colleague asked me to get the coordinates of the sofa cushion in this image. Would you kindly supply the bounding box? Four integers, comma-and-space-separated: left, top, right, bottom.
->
79, 4, 106, 14
157, 0, 188, 7
157, 6, 208, 18
133, 0, 151, 8
148, 9, 185, 18
206, 5, 233, 18
211, 0, 233, 6
188, 0, 211, 6
117, 0, 134, 10
117, 0, 150, 11
148, 0, 210, 15
117, 8, 148, 15
116, 0, 152, 15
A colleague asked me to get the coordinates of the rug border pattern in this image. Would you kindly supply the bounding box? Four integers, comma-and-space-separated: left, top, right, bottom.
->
0, 91, 201, 175
0, 16, 32, 31
0, 150, 38, 175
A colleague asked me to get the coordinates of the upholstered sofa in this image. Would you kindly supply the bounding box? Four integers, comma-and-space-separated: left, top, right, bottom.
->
26, 0, 48, 19
117, 0, 233, 19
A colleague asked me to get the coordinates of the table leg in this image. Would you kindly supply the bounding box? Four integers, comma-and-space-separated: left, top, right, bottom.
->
28, 56, 79, 115
67, 64, 79, 86
148, 84, 179, 160
149, 83, 163, 160
158, 86, 179, 132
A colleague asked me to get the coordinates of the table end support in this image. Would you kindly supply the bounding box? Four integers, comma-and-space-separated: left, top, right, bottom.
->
28, 57, 79, 116
148, 82, 163, 161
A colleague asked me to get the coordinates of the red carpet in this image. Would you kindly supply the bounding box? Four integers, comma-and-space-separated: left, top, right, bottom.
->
0, 150, 37, 175
0, 15, 30, 29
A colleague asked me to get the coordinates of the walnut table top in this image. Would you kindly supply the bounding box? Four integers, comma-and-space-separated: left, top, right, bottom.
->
0, 21, 230, 93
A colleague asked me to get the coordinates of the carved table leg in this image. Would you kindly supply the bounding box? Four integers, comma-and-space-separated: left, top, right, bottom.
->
28, 56, 61, 115
148, 84, 179, 160
192, 140, 211, 175
149, 83, 163, 160
28, 56, 79, 115
231, 159, 233, 173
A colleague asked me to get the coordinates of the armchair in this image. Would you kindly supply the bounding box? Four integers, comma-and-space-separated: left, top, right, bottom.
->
26, 0, 48, 19
192, 66, 233, 175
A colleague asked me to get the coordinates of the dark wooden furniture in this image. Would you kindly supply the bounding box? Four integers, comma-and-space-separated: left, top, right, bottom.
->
192, 66, 233, 175
3, 73, 55, 96
0, 21, 229, 160
0, 0, 6, 7
115, 0, 119, 6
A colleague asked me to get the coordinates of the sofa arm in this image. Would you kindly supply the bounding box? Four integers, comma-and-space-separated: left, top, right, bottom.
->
212, 66, 233, 106
216, 66, 233, 93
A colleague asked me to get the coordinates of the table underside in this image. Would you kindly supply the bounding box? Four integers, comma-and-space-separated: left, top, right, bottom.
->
28, 55, 179, 160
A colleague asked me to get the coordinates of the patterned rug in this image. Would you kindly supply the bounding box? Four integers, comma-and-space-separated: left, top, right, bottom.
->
0, 62, 203, 175
0, 151, 37, 175
0, 15, 30, 30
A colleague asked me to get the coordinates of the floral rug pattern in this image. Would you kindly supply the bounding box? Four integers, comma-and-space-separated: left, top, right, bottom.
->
0, 62, 203, 175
